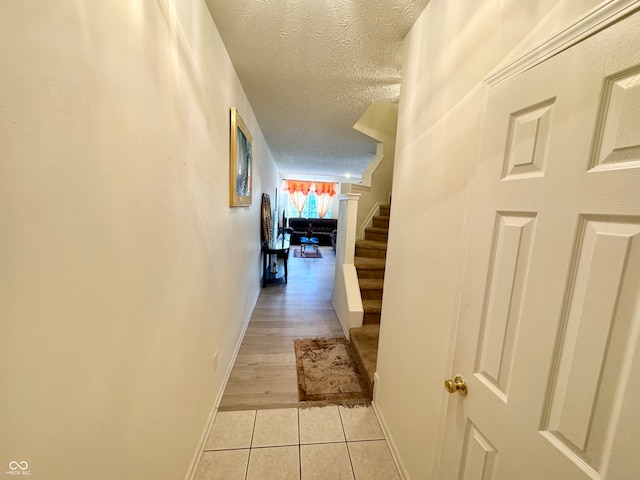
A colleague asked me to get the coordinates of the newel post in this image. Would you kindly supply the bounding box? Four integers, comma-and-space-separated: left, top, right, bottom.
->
336, 193, 360, 264
333, 193, 363, 337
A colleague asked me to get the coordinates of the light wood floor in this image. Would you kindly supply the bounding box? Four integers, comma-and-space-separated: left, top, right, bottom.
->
218, 246, 344, 411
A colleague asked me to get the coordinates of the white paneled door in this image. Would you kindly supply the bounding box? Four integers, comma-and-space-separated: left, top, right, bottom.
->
438, 10, 640, 480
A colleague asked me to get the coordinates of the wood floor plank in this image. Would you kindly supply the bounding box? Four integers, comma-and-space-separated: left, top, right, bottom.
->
218, 247, 344, 410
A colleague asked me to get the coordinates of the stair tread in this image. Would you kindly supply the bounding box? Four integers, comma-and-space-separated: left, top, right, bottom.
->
349, 325, 380, 389
358, 278, 384, 290
350, 323, 381, 337
356, 239, 387, 250
362, 299, 382, 313
373, 215, 390, 220
354, 257, 386, 269
350, 322, 381, 336
365, 226, 388, 233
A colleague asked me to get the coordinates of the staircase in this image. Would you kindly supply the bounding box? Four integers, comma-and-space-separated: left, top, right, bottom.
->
349, 204, 390, 392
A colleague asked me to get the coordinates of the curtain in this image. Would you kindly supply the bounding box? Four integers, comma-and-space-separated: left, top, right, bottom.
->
289, 191, 307, 217
284, 180, 337, 217
284, 180, 310, 217
284, 180, 312, 195
316, 193, 332, 218
314, 182, 337, 196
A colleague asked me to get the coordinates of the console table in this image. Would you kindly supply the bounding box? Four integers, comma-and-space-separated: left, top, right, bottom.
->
262, 234, 290, 287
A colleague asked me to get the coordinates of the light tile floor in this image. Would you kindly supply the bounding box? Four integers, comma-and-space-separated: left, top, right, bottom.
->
194, 405, 401, 480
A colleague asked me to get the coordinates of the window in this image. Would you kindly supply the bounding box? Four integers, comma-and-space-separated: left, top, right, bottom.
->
283, 179, 336, 218
288, 192, 330, 218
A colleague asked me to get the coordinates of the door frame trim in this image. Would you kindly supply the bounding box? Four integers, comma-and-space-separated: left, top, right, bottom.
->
486, 0, 640, 87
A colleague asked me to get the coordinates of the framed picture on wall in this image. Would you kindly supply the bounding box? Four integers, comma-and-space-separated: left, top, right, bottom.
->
229, 107, 252, 206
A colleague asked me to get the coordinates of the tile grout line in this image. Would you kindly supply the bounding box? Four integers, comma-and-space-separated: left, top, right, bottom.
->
338, 406, 358, 480
249, 443, 300, 449
297, 408, 302, 480
244, 410, 258, 480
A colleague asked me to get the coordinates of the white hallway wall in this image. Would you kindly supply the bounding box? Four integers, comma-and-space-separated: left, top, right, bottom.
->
0, 1, 278, 479
375, 0, 605, 478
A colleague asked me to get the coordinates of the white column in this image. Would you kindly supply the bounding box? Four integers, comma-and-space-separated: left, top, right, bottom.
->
333, 193, 364, 337
336, 193, 360, 264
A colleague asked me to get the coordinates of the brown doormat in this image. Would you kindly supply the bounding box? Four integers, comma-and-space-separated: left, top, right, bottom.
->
294, 337, 371, 405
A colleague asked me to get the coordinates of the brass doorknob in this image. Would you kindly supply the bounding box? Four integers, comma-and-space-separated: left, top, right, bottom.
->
444, 375, 467, 396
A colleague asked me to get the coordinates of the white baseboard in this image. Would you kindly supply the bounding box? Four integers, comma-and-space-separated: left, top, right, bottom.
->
372, 396, 411, 480
184, 397, 217, 480
184, 287, 260, 480
332, 298, 351, 340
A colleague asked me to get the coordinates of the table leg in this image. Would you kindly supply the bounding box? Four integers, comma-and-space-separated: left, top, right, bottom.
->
262, 248, 267, 287
284, 249, 288, 283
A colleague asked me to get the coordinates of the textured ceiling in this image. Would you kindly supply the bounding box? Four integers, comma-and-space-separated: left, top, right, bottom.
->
205, 0, 429, 179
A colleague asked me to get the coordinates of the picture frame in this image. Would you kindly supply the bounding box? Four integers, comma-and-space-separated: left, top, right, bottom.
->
229, 107, 252, 206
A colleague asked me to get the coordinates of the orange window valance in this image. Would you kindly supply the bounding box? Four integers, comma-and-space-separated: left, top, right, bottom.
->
314, 181, 337, 196
283, 180, 336, 197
